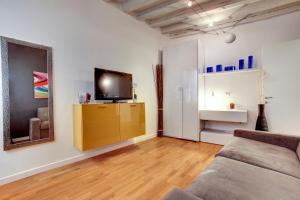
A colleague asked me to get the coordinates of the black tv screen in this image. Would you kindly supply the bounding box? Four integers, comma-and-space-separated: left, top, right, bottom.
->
94, 68, 132, 100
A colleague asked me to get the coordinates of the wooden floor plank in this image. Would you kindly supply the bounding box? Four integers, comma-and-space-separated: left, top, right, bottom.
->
0, 137, 222, 200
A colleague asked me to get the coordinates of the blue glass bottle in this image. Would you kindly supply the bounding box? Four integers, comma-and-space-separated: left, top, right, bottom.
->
225, 66, 233, 71
248, 55, 253, 69
216, 64, 222, 72
239, 59, 244, 70
207, 66, 214, 73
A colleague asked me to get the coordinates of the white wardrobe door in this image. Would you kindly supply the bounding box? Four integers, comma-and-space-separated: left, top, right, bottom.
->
163, 45, 183, 139
163, 40, 198, 140
182, 69, 199, 141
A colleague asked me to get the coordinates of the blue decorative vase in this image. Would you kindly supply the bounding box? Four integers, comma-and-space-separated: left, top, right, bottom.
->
239, 59, 244, 70
207, 66, 214, 73
225, 66, 235, 71
248, 55, 253, 69
216, 64, 222, 72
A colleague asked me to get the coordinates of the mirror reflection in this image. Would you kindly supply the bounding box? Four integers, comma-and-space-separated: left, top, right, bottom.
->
1, 37, 54, 150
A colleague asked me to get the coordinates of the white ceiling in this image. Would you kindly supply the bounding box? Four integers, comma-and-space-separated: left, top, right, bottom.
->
104, 0, 300, 38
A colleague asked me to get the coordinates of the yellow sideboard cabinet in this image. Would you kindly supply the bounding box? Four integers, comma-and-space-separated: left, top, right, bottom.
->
73, 103, 145, 151
120, 103, 145, 140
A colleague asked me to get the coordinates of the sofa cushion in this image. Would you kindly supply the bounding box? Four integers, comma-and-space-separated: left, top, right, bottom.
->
163, 188, 203, 200
187, 157, 300, 200
40, 121, 49, 130
38, 107, 48, 121
217, 137, 300, 178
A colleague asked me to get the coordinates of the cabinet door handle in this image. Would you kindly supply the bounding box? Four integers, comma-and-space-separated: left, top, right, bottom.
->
130, 105, 137, 107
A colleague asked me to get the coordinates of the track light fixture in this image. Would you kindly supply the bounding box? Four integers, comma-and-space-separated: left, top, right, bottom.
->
185, 0, 236, 43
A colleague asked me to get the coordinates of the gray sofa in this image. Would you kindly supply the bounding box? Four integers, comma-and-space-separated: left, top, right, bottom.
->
163, 129, 300, 200
29, 107, 49, 140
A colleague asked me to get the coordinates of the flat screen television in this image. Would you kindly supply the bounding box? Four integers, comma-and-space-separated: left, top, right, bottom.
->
94, 68, 132, 101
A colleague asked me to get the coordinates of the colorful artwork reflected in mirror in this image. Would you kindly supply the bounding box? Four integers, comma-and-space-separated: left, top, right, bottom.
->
34, 71, 48, 99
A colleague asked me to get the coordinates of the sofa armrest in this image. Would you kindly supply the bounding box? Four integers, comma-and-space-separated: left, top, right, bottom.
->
163, 188, 204, 200
234, 129, 300, 151
30, 118, 41, 140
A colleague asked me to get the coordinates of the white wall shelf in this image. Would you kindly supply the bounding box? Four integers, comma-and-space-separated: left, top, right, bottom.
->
199, 109, 248, 145
198, 68, 262, 145
199, 109, 248, 123
199, 69, 262, 77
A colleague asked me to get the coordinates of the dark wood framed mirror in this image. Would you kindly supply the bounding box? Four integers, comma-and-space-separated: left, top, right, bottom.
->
1, 37, 54, 150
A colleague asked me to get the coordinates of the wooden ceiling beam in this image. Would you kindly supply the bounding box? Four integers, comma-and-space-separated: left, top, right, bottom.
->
121, 0, 160, 13
162, 0, 300, 34
168, 1, 300, 38
130, 0, 183, 18
145, 0, 245, 26
206, 1, 300, 32
104, 0, 300, 39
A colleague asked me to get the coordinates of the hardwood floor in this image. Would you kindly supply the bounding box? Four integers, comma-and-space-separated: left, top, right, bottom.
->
0, 137, 222, 200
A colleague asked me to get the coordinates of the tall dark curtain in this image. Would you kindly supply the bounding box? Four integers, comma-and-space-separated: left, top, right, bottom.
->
156, 64, 163, 137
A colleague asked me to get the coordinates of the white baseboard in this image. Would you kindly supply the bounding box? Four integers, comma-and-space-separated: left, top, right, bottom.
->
0, 133, 157, 185
134, 133, 157, 143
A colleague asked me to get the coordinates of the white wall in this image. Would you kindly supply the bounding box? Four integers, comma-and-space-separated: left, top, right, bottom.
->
263, 39, 300, 134
0, 0, 165, 184
165, 11, 300, 132
200, 12, 300, 131
199, 70, 263, 131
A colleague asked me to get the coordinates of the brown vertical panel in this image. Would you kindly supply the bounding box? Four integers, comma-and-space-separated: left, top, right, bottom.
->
156, 64, 163, 137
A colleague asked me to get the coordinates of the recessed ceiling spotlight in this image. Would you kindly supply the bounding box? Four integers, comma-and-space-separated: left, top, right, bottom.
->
208, 21, 214, 27
187, 0, 193, 7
